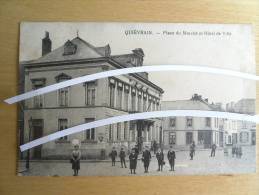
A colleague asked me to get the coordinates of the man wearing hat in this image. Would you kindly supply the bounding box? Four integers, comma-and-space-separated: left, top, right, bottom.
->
129, 148, 138, 174
142, 146, 151, 173
167, 145, 176, 171
119, 148, 127, 168
109, 147, 117, 166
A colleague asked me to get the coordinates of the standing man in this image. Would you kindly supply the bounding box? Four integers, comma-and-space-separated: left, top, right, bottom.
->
156, 148, 164, 171
109, 147, 117, 166
190, 144, 194, 160
167, 146, 176, 171
129, 148, 138, 174
142, 146, 151, 173
210, 142, 217, 157
119, 148, 127, 168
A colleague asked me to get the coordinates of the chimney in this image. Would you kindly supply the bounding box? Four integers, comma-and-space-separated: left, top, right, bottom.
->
42, 31, 52, 56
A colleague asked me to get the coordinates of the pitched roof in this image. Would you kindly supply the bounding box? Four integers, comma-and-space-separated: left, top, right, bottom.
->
29, 37, 107, 64
162, 100, 212, 111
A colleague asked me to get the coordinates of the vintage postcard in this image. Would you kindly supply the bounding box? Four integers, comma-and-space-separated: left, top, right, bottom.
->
16, 22, 256, 176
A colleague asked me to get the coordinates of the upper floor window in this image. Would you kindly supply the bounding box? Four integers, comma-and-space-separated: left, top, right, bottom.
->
85, 81, 96, 106
187, 117, 193, 126
31, 78, 46, 108
109, 78, 115, 107
206, 117, 210, 126
170, 117, 176, 127
55, 73, 71, 107
124, 85, 129, 111
131, 88, 136, 111
117, 82, 123, 109
59, 119, 68, 140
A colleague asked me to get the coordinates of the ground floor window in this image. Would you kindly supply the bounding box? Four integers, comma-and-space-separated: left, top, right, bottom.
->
228, 135, 231, 144
240, 132, 249, 143
186, 132, 193, 144
58, 119, 68, 140
85, 118, 95, 140
198, 131, 205, 145
169, 132, 176, 144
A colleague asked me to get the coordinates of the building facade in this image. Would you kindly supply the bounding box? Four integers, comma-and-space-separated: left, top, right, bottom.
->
227, 99, 256, 146
162, 94, 225, 150
20, 32, 164, 159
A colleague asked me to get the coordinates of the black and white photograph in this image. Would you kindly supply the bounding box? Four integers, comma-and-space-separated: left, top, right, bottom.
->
16, 22, 257, 176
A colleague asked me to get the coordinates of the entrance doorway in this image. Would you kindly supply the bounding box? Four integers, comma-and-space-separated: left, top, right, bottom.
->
251, 132, 256, 145
204, 131, 212, 148
33, 119, 43, 159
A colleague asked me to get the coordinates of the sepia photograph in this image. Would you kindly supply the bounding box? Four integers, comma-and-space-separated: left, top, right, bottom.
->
16, 22, 256, 176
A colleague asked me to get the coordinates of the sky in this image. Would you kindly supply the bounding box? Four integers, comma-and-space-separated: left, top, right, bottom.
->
19, 22, 256, 107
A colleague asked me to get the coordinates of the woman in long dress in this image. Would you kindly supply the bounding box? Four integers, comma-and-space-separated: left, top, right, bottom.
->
71, 145, 81, 176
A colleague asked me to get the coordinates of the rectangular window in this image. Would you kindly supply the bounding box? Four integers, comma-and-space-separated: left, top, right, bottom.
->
170, 117, 176, 127
240, 132, 249, 143
232, 121, 236, 129
117, 87, 123, 109
117, 123, 121, 140
228, 135, 232, 143
124, 122, 127, 140
242, 121, 246, 128
124, 90, 129, 111
206, 117, 210, 126
137, 94, 141, 112
198, 131, 205, 145
131, 89, 136, 111
85, 118, 95, 140
109, 84, 115, 107
59, 87, 68, 107
109, 124, 113, 141
187, 117, 192, 126
143, 96, 147, 111
86, 82, 95, 105
59, 119, 68, 140
186, 132, 193, 144
34, 84, 44, 108
169, 132, 176, 144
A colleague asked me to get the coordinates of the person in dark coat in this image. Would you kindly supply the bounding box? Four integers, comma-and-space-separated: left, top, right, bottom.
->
153, 141, 157, 154
109, 147, 117, 166
192, 141, 196, 155
156, 148, 164, 171
232, 145, 236, 157
236, 146, 242, 159
142, 146, 151, 173
210, 142, 217, 157
190, 144, 194, 160
119, 148, 127, 168
167, 145, 176, 171
129, 148, 138, 174
71, 145, 81, 176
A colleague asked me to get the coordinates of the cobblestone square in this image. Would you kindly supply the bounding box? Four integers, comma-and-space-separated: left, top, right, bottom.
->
18, 146, 256, 177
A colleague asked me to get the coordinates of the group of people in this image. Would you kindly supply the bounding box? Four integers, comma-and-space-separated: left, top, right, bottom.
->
109, 146, 176, 174
232, 145, 242, 158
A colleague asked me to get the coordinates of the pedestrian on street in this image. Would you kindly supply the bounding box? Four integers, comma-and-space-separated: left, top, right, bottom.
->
109, 147, 117, 166
167, 145, 176, 171
192, 141, 196, 155
129, 148, 138, 174
223, 144, 228, 156
190, 144, 194, 160
71, 145, 81, 176
142, 146, 151, 173
119, 148, 127, 168
156, 148, 164, 171
135, 145, 139, 155
232, 145, 236, 157
210, 142, 217, 157
236, 146, 242, 159
153, 140, 157, 154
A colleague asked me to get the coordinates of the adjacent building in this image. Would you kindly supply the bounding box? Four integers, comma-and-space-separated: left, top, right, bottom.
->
162, 94, 225, 150
19, 32, 164, 159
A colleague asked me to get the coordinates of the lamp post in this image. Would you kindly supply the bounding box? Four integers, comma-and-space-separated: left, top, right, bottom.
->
26, 117, 33, 169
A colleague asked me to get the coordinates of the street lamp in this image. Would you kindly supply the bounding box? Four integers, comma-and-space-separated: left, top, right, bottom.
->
26, 117, 33, 169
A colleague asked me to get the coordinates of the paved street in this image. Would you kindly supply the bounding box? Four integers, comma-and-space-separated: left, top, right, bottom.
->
18, 146, 256, 177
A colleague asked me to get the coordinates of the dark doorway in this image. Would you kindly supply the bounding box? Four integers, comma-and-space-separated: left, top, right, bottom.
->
204, 131, 212, 148
251, 132, 256, 145
232, 133, 237, 145
33, 119, 43, 159
186, 132, 193, 145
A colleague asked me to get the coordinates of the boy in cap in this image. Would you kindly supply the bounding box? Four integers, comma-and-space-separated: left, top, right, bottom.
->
119, 148, 127, 168
109, 147, 117, 166
167, 145, 176, 171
